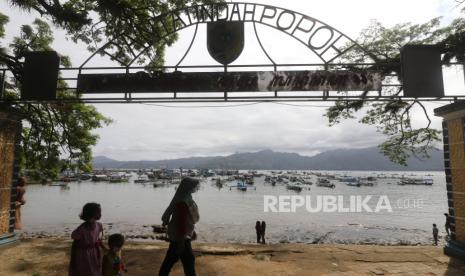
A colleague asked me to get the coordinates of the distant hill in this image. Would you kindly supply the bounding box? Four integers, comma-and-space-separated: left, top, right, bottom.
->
93, 147, 444, 171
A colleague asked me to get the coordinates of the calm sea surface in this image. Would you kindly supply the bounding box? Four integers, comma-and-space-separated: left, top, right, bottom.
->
21, 171, 448, 245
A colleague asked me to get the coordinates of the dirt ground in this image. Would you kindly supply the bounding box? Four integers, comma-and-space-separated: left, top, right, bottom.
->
1, 238, 465, 275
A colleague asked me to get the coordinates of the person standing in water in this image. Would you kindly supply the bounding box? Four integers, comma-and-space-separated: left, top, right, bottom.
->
159, 177, 200, 276
14, 177, 27, 230
433, 224, 439, 246
260, 221, 266, 244
255, 221, 261, 244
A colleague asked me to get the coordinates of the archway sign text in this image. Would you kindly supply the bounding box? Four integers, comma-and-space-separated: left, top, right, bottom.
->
74, 2, 384, 96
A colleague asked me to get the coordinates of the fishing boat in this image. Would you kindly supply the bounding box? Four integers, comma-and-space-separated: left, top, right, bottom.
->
346, 182, 361, 187
92, 174, 109, 182
229, 181, 256, 191
78, 173, 92, 181
109, 173, 130, 183
359, 180, 375, 187
302, 180, 313, 185
399, 177, 433, 186
49, 182, 69, 187
317, 178, 335, 188
134, 175, 151, 184
286, 183, 305, 192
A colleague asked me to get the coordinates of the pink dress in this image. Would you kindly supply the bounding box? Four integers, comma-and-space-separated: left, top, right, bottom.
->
69, 222, 103, 276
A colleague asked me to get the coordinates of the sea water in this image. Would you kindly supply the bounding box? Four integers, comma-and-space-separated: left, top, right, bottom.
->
20, 171, 447, 245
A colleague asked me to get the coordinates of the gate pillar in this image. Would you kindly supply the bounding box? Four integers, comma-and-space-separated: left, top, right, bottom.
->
0, 106, 22, 246
435, 101, 465, 260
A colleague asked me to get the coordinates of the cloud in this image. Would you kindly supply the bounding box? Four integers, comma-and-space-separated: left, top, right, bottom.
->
2, 0, 458, 160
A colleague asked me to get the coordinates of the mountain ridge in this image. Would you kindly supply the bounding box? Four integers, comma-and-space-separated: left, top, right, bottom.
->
93, 147, 444, 171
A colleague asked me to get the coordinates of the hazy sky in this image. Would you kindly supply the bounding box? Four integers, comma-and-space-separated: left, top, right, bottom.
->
2, 0, 465, 160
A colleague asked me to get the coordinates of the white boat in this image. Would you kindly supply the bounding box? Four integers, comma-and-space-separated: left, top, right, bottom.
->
109, 173, 129, 183
134, 175, 151, 183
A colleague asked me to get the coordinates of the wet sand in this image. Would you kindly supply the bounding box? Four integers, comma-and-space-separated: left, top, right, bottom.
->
1, 238, 465, 275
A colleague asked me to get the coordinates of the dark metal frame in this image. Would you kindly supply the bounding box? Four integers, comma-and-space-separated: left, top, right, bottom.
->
0, 2, 464, 103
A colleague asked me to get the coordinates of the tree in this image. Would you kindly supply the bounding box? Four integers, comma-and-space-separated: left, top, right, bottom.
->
326, 14, 465, 165
1, 0, 221, 180
6, 0, 221, 67
1, 17, 112, 180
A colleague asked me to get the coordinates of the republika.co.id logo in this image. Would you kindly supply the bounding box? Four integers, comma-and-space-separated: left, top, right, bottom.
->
263, 195, 424, 213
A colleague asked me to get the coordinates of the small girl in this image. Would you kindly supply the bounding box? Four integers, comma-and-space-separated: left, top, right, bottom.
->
102, 233, 127, 276
69, 203, 105, 276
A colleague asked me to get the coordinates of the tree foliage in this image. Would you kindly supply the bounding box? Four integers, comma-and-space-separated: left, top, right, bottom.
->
1, 0, 222, 179
6, 0, 221, 67
326, 14, 465, 165
1, 17, 112, 179
3, 0, 464, 173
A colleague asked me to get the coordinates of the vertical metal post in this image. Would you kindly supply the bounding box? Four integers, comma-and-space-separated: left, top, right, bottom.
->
224, 65, 228, 101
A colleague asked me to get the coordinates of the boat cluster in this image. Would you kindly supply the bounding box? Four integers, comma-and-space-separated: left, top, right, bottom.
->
47, 168, 434, 190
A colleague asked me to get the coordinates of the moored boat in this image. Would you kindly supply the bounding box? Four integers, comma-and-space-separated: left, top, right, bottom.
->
92, 174, 109, 182
317, 178, 335, 188
286, 184, 304, 192
399, 177, 433, 186
134, 175, 151, 183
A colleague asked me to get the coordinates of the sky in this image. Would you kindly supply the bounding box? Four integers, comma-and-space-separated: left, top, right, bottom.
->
2, 0, 465, 161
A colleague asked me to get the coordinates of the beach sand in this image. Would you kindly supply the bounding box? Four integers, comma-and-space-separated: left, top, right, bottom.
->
0, 238, 464, 275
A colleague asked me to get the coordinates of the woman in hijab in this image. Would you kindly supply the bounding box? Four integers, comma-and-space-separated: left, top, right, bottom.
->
159, 177, 200, 276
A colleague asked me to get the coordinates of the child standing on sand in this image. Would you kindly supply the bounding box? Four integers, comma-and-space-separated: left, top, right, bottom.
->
69, 203, 105, 276
433, 224, 439, 246
102, 233, 127, 276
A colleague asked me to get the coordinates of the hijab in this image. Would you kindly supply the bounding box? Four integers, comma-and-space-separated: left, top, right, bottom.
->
162, 177, 200, 225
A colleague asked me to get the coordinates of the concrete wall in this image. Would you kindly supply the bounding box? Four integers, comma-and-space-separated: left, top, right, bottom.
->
435, 101, 465, 259
0, 109, 21, 243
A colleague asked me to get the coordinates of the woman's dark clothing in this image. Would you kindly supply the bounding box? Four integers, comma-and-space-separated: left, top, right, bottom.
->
255, 223, 261, 243
445, 216, 452, 235
158, 240, 196, 276
159, 201, 198, 275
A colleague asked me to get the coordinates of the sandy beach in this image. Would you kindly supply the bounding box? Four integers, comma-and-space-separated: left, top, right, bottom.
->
0, 238, 464, 275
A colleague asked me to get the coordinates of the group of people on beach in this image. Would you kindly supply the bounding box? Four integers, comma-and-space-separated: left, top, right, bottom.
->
68, 177, 200, 276
255, 221, 266, 244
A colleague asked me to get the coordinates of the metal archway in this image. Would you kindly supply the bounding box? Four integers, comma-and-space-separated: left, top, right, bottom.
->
80, 2, 373, 68
0, 2, 461, 103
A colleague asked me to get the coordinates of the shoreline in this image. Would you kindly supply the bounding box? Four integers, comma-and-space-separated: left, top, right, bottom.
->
0, 238, 463, 275
18, 229, 442, 247
17, 218, 442, 246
